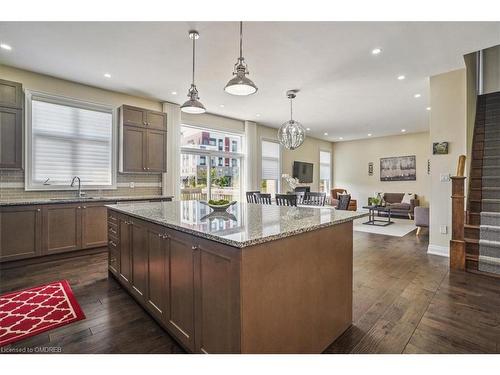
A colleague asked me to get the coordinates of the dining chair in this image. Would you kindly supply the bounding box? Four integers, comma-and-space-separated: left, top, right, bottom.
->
302, 192, 327, 206
275, 194, 298, 207
255, 193, 272, 205
337, 194, 351, 210
246, 191, 260, 203
287, 191, 305, 204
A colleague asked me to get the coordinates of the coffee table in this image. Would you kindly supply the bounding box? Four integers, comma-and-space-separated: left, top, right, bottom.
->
362, 205, 394, 226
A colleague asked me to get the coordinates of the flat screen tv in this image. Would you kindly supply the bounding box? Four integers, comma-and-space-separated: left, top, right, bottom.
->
293, 161, 313, 183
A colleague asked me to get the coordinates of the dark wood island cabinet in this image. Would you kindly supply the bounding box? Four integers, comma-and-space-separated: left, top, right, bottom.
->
106, 201, 365, 354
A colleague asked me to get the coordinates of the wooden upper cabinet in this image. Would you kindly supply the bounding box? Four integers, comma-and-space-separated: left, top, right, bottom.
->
42, 204, 82, 255
146, 110, 167, 131
0, 206, 42, 262
0, 107, 22, 169
81, 204, 108, 249
121, 105, 167, 173
0, 79, 23, 109
121, 105, 167, 130
122, 125, 146, 172
122, 105, 146, 128
146, 129, 167, 172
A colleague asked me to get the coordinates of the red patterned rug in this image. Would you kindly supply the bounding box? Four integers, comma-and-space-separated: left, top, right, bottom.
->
0, 280, 85, 347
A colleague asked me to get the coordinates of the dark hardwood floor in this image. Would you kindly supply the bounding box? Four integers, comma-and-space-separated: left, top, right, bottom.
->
1, 229, 500, 354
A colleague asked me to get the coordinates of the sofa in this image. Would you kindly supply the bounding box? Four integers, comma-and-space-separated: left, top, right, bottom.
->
330, 188, 357, 211
381, 192, 420, 219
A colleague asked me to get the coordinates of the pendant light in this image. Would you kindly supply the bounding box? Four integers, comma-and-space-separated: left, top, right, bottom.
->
181, 30, 206, 114
224, 22, 258, 96
278, 90, 305, 150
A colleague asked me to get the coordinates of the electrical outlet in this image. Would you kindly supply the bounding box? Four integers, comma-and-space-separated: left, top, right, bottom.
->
129, 182, 135, 188
440, 225, 447, 234
440, 173, 451, 182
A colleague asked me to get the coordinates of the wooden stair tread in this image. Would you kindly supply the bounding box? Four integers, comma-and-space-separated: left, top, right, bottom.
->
464, 224, 480, 229
464, 237, 479, 244
466, 254, 479, 261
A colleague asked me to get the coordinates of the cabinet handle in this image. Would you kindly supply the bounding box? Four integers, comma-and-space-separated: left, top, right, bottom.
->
36, 208, 41, 212
191, 245, 198, 251
109, 240, 117, 247
162, 234, 170, 239
143, 121, 147, 126
109, 228, 117, 234
83, 206, 86, 209
77, 206, 81, 209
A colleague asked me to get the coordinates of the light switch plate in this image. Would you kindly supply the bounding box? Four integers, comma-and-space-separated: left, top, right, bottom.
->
440, 225, 448, 234
129, 182, 135, 188
440, 173, 451, 182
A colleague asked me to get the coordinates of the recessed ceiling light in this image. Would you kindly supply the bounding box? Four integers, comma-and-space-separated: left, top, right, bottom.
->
171, 91, 177, 95
219, 104, 224, 108
401, 129, 406, 133
372, 48, 382, 55
324, 132, 328, 136
426, 107, 431, 111
414, 93, 421, 98
0, 43, 12, 51
339, 137, 344, 140
104, 73, 111, 78
397, 75, 406, 80
306, 127, 311, 131
256, 114, 260, 117
368, 133, 372, 137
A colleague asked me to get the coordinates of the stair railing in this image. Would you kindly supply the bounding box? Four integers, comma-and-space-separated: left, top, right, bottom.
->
450, 155, 467, 270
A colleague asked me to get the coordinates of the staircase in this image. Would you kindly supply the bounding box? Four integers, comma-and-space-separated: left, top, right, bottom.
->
465, 91, 500, 275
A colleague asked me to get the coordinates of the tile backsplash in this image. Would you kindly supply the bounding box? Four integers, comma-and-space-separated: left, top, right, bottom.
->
0, 170, 162, 201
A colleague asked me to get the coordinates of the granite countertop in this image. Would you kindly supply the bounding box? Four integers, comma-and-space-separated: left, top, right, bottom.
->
0, 195, 174, 207
107, 200, 367, 248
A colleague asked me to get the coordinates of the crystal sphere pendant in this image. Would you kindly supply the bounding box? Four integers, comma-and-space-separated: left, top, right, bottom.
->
278, 119, 305, 150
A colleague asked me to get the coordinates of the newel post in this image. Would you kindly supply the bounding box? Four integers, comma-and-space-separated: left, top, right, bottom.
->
450, 155, 466, 270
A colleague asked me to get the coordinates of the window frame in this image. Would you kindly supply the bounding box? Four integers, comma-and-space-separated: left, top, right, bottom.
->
24, 89, 117, 191
260, 138, 281, 195
180, 124, 244, 201
319, 149, 332, 193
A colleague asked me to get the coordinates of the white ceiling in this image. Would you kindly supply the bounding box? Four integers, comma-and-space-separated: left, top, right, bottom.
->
1, 22, 499, 141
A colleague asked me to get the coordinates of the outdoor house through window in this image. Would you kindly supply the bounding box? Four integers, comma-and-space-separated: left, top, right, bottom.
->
180, 125, 243, 201
319, 150, 331, 193
25, 91, 115, 190
261, 140, 280, 197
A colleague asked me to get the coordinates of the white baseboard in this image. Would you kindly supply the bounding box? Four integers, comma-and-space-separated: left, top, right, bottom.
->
427, 244, 449, 257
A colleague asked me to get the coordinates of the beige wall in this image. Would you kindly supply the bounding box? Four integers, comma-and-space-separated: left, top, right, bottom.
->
332, 132, 431, 208
0, 65, 164, 200
483, 45, 500, 95
429, 69, 467, 254
256, 125, 333, 193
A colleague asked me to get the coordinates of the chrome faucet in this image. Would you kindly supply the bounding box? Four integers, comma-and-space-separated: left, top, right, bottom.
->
70, 176, 85, 198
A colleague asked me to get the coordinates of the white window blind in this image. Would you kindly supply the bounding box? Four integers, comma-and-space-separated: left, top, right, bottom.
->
320, 150, 331, 180
261, 140, 280, 180
27, 92, 115, 190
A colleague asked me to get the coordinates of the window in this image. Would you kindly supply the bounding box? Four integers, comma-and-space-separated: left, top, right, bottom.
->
180, 125, 243, 201
261, 140, 280, 196
25, 91, 115, 190
319, 150, 331, 193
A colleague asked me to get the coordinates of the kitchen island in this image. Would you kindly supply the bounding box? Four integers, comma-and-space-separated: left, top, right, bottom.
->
106, 200, 366, 354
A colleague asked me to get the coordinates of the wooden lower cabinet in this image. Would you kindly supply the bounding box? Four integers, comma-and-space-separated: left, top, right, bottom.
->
145, 227, 168, 321
131, 221, 148, 300
166, 231, 196, 351
118, 216, 132, 285
0, 205, 42, 261
42, 204, 82, 255
108, 211, 241, 353
81, 204, 108, 248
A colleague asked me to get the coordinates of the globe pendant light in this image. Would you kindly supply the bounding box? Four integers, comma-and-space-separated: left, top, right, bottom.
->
181, 31, 206, 114
224, 22, 258, 96
278, 90, 305, 150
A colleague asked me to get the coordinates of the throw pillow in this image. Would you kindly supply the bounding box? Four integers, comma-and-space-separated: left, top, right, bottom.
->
401, 193, 415, 204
